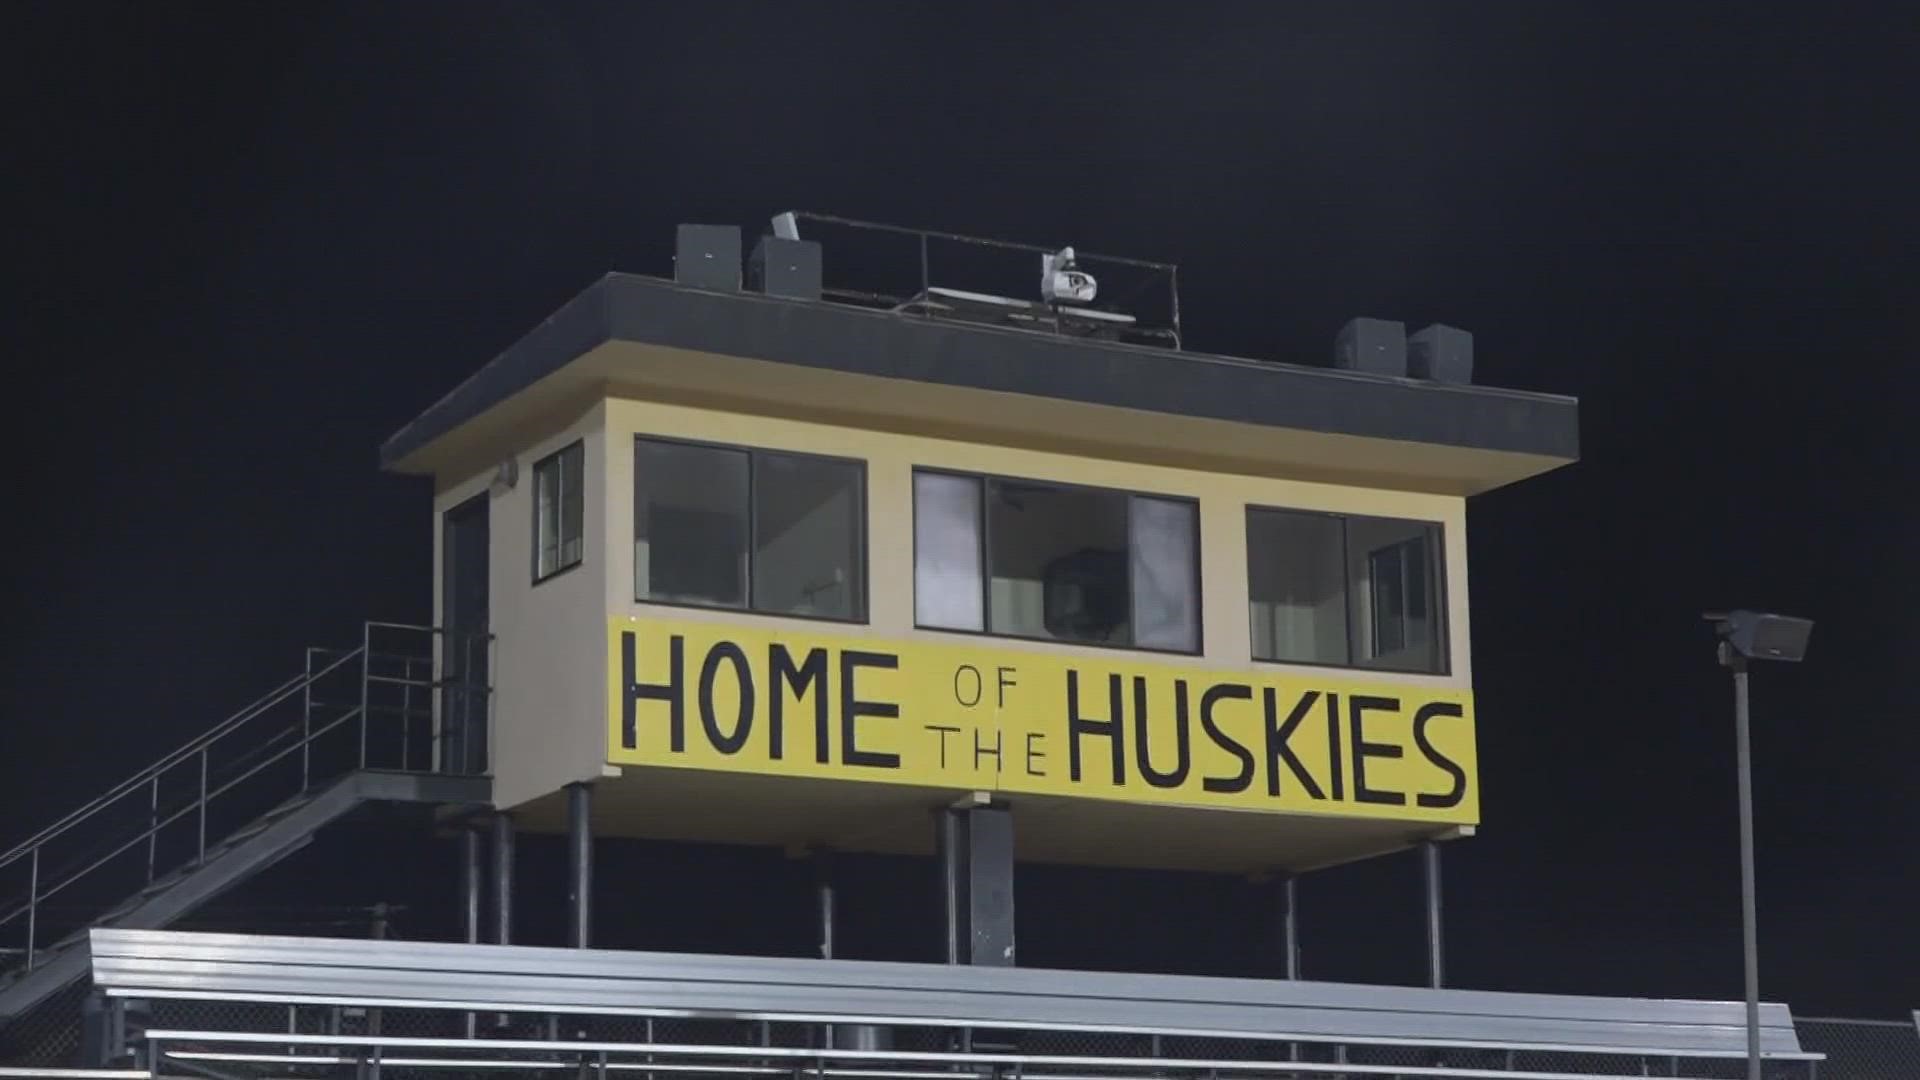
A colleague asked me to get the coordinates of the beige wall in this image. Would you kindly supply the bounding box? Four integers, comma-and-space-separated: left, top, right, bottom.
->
602, 396, 1471, 688
433, 401, 611, 810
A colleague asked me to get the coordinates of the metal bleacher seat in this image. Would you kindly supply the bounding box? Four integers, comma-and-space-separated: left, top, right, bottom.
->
87, 929, 1819, 1078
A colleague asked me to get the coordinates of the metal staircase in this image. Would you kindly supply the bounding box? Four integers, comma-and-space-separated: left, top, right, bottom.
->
0, 623, 493, 1029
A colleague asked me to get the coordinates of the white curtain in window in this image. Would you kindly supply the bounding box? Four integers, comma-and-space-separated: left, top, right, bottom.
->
914, 473, 984, 630
1130, 497, 1198, 652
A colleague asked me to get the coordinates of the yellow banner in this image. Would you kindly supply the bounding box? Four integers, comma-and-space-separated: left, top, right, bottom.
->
606, 616, 1477, 824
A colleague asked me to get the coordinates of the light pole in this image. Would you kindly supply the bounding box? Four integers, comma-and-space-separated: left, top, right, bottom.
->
1706, 610, 1813, 1080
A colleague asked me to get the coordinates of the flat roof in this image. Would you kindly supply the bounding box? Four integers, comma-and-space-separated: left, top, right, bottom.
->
381, 273, 1578, 483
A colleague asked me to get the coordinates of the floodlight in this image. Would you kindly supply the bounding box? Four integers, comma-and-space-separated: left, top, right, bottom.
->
1041, 246, 1096, 304
1709, 610, 1813, 663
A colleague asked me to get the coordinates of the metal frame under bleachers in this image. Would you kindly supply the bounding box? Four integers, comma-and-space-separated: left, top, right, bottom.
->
88, 930, 1819, 1079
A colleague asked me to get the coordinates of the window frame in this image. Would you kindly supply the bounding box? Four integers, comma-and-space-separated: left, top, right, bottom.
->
632, 433, 870, 626
910, 466, 1204, 657
1244, 503, 1450, 676
530, 439, 586, 586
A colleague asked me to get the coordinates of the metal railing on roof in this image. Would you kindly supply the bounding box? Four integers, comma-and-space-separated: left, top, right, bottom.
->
782, 212, 1183, 350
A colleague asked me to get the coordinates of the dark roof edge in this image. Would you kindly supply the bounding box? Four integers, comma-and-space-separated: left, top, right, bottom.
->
380, 276, 614, 469
382, 272, 1579, 470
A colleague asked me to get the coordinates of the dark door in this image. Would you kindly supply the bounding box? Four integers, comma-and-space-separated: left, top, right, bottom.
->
441, 494, 490, 775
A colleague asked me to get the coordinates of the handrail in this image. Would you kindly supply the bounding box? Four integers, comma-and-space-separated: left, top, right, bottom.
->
0, 621, 490, 975
0, 629, 472, 870
0, 706, 380, 935
0, 649, 363, 873
0, 673, 309, 869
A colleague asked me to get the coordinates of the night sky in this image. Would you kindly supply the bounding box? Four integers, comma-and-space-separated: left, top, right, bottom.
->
7, 2, 1918, 1019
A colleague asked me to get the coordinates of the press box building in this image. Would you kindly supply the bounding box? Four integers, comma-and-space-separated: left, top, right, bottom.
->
383, 216, 1579, 958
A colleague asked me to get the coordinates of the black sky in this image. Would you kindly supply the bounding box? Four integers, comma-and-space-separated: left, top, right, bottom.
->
6, 2, 1919, 1017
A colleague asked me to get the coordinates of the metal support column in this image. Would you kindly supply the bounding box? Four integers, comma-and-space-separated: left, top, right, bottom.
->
1281, 875, 1301, 980
1731, 661, 1762, 1080
1422, 840, 1444, 988
567, 782, 593, 949
816, 850, 887, 1050
937, 802, 1015, 966
461, 826, 482, 1038
461, 828, 482, 945
815, 851, 836, 960
491, 813, 515, 945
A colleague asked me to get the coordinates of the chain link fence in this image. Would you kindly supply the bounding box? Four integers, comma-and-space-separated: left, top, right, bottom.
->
1795, 1016, 1920, 1079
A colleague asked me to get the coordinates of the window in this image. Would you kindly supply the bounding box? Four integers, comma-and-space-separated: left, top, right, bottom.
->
913, 470, 1199, 653
1369, 538, 1430, 657
532, 441, 584, 581
635, 437, 865, 621
1246, 508, 1445, 673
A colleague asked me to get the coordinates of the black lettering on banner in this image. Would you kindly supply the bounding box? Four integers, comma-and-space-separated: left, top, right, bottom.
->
1412, 702, 1469, 809
1262, 688, 1327, 800
974, 728, 1003, 773
1349, 695, 1408, 806
839, 650, 902, 768
997, 667, 1018, 707
1066, 670, 1126, 785
697, 642, 754, 754
953, 665, 983, 708
621, 632, 685, 752
769, 644, 827, 763
1025, 732, 1047, 777
1199, 683, 1254, 794
926, 724, 961, 768
1324, 692, 1345, 801
1134, 676, 1192, 789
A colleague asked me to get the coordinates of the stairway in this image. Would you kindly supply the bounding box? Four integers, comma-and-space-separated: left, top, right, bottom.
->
0, 770, 486, 1021
0, 622, 493, 1034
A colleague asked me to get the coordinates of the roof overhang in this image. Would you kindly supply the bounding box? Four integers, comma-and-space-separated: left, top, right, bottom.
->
382, 274, 1578, 494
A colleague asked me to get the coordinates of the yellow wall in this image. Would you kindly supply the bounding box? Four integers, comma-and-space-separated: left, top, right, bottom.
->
443, 392, 1477, 824
601, 396, 1472, 687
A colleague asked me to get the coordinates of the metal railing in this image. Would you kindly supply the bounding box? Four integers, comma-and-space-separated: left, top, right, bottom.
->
124, 1013, 1804, 1080
782, 212, 1184, 349
0, 622, 490, 979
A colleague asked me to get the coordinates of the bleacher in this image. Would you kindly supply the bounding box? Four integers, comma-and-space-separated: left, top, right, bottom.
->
83, 929, 1820, 1079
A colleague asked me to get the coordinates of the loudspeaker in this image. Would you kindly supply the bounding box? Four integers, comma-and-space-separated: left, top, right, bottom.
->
1409, 324, 1474, 384
748, 236, 823, 300
674, 224, 741, 291
1335, 317, 1408, 377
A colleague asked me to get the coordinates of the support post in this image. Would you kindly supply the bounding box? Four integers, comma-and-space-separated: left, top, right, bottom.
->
368, 903, 387, 1049
815, 850, 885, 1050
491, 813, 515, 945
815, 851, 835, 960
461, 826, 482, 1038
567, 782, 593, 949
1731, 661, 1761, 1080
462, 828, 482, 945
937, 802, 1014, 966
1422, 840, 1444, 988
1281, 875, 1301, 980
